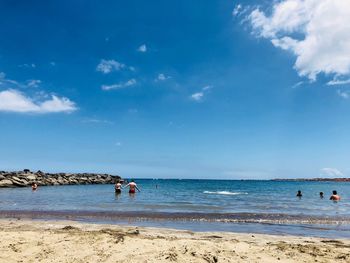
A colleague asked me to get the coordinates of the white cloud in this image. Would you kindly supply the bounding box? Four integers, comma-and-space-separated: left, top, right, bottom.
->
0, 73, 40, 89
190, 92, 204, 101
327, 78, 350, 86
19, 63, 36, 68
337, 90, 350, 99
0, 73, 20, 87
320, 168, 344, 177
190, 85, 213, 102
101, 78, 137, 91
248, 0, 350, 81
27, 79, 41, 88
232, 4, 242, 16
291, 81, 304, 89
125, 79, 137, 86
137, 44, 147, 53
96, 59, 126, 74
202, 85, 212, 91
101, 84, 123, 90
155, 73, 171, 81
0, 89, 77, 113
82, 118, 114, 124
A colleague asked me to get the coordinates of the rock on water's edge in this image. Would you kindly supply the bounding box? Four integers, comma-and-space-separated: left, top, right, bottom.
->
0, 169, 121, 188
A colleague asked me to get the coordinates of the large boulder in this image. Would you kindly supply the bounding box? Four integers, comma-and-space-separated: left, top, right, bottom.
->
25, 175, 37, 181
0, 179, 13, 187
11, 177, 28, 187
0, 170, 121, 187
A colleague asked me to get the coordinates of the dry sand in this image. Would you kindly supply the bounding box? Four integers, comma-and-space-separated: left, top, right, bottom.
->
0, 219, 349, 263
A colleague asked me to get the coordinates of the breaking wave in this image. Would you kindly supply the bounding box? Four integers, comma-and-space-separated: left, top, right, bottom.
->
203, 191, 248, 195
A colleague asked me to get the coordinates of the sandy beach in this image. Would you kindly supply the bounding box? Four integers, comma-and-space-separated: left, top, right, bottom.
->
0, 219, 349, 263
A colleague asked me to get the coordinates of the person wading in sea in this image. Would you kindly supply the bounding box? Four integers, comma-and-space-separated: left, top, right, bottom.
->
330, 190, 341, 201
31, 182, 38, 191
125, 179, 140, 194
296, 190, 302, 198
115, 180, 123, 194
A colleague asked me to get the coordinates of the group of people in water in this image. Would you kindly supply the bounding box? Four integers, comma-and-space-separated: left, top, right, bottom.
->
30, 180, 342, 202
115, 179, 140, 194
30, 180, 140, 194
296, 190, 341, 201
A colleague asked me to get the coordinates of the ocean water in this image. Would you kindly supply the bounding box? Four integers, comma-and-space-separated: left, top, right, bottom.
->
1, 179, 350, 238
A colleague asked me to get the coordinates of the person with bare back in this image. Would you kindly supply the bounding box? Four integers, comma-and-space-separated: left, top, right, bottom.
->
125, 179, 140, 194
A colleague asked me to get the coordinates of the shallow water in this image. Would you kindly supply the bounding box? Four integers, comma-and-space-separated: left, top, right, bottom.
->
1, 179, 350, 237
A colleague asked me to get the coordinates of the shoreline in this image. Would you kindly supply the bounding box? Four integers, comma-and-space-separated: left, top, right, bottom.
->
1, 209, 350, 225
0, 218, 349, 262
1, 210, 350, 239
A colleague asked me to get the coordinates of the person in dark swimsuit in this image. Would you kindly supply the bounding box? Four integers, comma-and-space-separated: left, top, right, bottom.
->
115, 180, 122, 194
296, 190, 302, 198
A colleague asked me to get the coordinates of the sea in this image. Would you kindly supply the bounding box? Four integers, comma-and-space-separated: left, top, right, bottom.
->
1, 179, 350, 238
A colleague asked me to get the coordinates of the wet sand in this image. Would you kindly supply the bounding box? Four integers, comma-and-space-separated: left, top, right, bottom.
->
0, 219, 350, 263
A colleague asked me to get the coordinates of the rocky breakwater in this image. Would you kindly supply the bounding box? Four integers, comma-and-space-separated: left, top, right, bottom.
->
0, 170, 121, 188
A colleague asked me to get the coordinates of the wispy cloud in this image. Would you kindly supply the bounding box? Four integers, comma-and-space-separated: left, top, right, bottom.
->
190, 92, 204, 102
0, 72, 41, 89
337, 90, 350, 99
320, 168, 344, 177
232, 4, 242, 16
247, 0, 350, 81
327, 78, 350, 86
18, 63, 36, 68
0, 72, 20, 87
137, 44, 147, 53
291, 81, 304, 89
96, 59, 127, 74
27, 79, 41, 88
101, 78, 137, 91
0, 89, 77, 113
81, 118, 114, 124
155, 73, 171, 82
190, 85, 213, 102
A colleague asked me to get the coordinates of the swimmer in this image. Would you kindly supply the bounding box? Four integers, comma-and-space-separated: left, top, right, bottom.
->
319, 192, 324, 198
330, 190, 341, 201
125, 179, 140, 194
115, 180, 122, 194
296, 190, 302, 198
31, 182, 38, 191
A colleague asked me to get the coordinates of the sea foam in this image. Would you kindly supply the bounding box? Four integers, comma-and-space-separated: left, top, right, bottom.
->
203, 191, 248, 195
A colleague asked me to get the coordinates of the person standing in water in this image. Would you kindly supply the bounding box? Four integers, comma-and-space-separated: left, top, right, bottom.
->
31, 182, 38, 191
296, 190, 302, 198
330, 190, 341, 201
115, 180, 122, 194
319, 192, 324, 199
125, 179, 140, 194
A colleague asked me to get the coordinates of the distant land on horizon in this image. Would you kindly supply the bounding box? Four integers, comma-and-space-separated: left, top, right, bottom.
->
271, 178, 350, 182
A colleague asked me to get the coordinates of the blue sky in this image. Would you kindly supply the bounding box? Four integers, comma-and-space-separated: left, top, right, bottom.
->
1, 0, 350, 179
